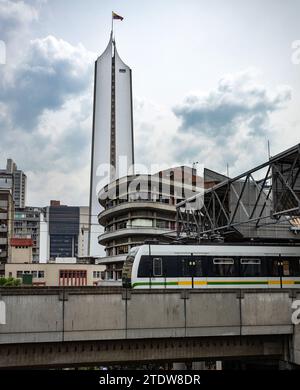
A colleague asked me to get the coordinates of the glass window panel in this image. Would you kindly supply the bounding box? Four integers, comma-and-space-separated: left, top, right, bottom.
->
153, 257, 162, 277
213, 258, 235, 276
240, 258, 261, 277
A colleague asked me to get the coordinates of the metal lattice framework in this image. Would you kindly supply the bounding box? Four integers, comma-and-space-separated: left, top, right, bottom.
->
176, 144, 300, 241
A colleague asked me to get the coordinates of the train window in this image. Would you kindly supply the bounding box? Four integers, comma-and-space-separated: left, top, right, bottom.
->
194, 259, 203, 277
281, 258, 300, 277
240, 259, 261, 265
297, 259, 300, 276
213, 258, 235, 277
283, 260, 290, 276
240, 258, 261, 277
269, 257, 300, 277
153, 257, 163, 277
137, 256, 152, 277
181, 258, 188, 277
164, 256, 180, 277
213, 258, 234, 265
270, 259, 279, 276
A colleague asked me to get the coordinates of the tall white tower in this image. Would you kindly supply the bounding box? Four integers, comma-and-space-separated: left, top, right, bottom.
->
89, 33, 134, 257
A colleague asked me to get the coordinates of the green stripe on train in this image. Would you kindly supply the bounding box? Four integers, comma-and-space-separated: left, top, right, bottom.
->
207, 281, 268, 285
132, 280, 269, 287
132, 282, 178, 288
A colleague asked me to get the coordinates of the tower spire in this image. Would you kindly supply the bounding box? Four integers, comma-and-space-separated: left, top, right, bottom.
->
89, 22, 134, 257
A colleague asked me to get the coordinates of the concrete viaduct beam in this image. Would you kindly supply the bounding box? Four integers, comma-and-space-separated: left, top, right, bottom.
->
0, 336, 285, 369
0, 287, 300, 368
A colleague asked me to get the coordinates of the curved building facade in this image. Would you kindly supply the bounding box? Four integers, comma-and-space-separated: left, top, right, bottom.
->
97, 167, 203, 283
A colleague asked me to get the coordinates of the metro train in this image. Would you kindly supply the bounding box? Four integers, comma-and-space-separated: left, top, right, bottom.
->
122, 244, 300, 289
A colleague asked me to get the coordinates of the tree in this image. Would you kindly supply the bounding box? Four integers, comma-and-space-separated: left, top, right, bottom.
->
0, 277, 21, 287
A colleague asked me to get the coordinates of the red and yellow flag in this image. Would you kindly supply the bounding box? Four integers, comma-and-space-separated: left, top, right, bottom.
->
112, 12, 124, 21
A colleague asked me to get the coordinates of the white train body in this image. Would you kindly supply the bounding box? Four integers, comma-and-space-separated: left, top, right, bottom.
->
122, 244, 300, 289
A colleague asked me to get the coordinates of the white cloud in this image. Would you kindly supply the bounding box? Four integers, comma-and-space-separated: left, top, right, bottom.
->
169, 69, 293, 175
134, 69, 296, 180
0, 1, 297, 208
0, 2, 96, 206
0, 0, 38, 37
0, 35, 95, 129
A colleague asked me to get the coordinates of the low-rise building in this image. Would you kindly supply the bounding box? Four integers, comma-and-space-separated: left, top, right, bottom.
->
10, 238, 33, 264
5, 262, 105, 286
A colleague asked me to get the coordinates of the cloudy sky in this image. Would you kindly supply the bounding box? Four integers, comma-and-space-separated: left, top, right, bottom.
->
0, 0, 299, 206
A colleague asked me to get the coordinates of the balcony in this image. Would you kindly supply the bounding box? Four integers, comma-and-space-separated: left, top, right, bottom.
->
98, 226, 175, 245
98, 201, 175, 225
96, 254, 127, 265
0, 226, 7, 233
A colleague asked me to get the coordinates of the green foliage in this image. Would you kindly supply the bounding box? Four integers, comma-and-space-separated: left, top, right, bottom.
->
0, 277, 21, 287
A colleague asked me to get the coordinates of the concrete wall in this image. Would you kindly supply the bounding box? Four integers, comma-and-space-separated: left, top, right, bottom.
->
10, 246, 32, 264
0, 288, 298, 345
1, 287, 300, 367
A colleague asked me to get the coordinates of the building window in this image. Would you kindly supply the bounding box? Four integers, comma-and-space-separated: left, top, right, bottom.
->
117, 221, 127, 229
93, 271, 101, 278
59, 269, 87, 286
116, 245, 128, 255
16, 271, 23, 278
38, 271, 44, 278
107, 248, 114, 256
156, 220, 169, 229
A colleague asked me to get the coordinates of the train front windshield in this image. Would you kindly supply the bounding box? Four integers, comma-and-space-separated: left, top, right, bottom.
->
122, 247, 139, 288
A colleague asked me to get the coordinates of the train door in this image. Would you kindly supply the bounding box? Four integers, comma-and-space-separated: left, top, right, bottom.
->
278, 256, 283, 288
270, 255, 283, 288
182, 255, 201, 288
279, 257, 294, 288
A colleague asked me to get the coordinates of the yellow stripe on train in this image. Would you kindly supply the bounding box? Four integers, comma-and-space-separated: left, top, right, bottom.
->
268, 280, 295, 285
177, 281, 207, 286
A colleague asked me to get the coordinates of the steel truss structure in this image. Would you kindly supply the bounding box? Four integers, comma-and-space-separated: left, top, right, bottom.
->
176, 144, 300, 241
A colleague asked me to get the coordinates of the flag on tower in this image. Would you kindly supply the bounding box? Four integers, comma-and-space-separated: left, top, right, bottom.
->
112, 12, 124, 21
